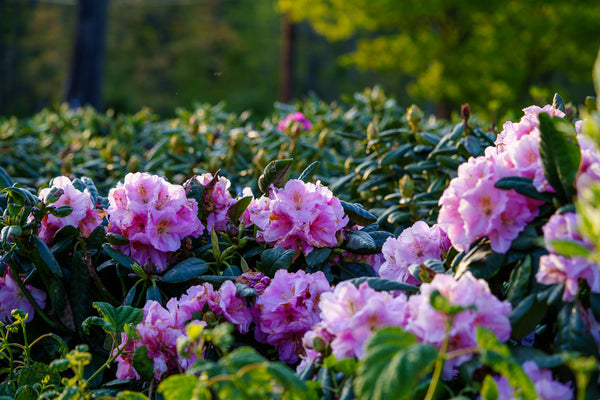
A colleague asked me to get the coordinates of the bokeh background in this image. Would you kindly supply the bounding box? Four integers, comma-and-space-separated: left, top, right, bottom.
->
2, 0, 600, 121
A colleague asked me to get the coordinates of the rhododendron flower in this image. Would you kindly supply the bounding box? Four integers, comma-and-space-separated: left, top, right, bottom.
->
256, 269, 331, 363
0, 270, 46, 322
195, 173, 236, 233
316, 281, 410, 360
405, 272, 512, 378
244, 179, 348, 255
536, 212, 600, 301
378, 221, 450, 284
478, 361, 573, 400
106, 172, 204, 272
114, 280, 252, 380
277, 112, 312, 132
37, 176, 103, 243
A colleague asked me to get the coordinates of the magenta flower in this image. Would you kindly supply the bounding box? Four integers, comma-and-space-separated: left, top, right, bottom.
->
405, 272, 512, 378
37, 176, 104, 243
0, 270, 46, 322
256, 269, 331, 363
378, 221, 450, 284
195, 173, 237, 233
245, 179, 348, 255
207, 280, 253, 334
277, 112, 312, 132
106, 172, 204, 272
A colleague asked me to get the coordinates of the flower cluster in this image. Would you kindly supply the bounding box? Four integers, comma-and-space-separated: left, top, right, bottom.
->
536, 212, 600, 301
406, 272, 512, 377
479, 361, 573, 400
277, 112, 312, 133
378, 221, 450, 284
299, 272, 511, 378
0, 270, 47, 322
37, 176, 103, 244
114, 280, 252, 380
106, 172, 204, 272
195, 173, 236, 233
255, 269, 331, 363
438, 105, 565, 253
244, 179, 348, 255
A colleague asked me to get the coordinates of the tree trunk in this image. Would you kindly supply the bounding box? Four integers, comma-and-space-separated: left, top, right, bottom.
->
278, 13, 295, 103
65, 0, 108, 110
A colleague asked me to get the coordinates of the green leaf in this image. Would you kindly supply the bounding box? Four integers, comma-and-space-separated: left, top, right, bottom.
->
548, 239, 591, 258
342, 230, 377, 254
346, 277, 419, 293
477, 328, 537, 400
340, 200, 377, 226
0, 167, 14, 190
105, 232, 130, 246
229, 196, 252, 223
506, 255, 532, 304
133, 345, 155, 382
538, 113, 581, 204
379, 143, 413, 166
593, 49, 600, 107
354, 327, 438, 400
556, 302, 598, 354
146, 283, 161, 302
298, 161, 320, 182
86, 225, 106, 250
158, 374, 208, 400
508, 293, 548, 340
161, 257, 209, 283
494, 176, 553, 202
102, 244, 136, 270
68, 251, 92, 333
260, 247, 295, 276
430, 290, 474, 316
265, 361, 317, 400
455, 242, 505, 280
88, 302, 144, 334
116, 391, 151, 400
480, 375, 499, 400
33, 236, 63, 278
258, 159, 293, 194
235, 283, 258, 300
305, 248, 332, 267
15, 386, 37, 400
552, 93, 566, 114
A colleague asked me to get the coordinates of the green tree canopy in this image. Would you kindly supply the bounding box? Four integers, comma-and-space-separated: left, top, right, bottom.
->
278, 0, 600, 117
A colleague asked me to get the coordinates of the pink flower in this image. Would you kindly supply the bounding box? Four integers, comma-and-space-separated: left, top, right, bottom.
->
277, 112, 312, 132
257, 269, 331, 363
536, 212, 600, 301
207, 281, 253, 334
316, 281, 410, 360
245, 180, 348, 255
405, 272, 512, 378
37, 176, 103, 244
478, 361, 573, 400
378, 221, 450, 284
195, 173, 237, 233
0, 270, 46, 322
106, 172, 204, 272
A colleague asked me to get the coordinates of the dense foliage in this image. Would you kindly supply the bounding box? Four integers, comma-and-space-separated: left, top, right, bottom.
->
2, 58, 600, 399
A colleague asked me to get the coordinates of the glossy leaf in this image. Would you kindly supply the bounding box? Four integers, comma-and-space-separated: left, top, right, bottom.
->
347, 277, 419, 293
340, 200, 377, 226
494, 176, 553, 202
161, 257, 209, 283
342, 229, 377, 254
298, 161, 320, 182
258, 159, 293, 194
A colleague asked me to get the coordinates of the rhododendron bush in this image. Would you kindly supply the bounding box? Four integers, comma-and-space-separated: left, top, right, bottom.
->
3, 61, 600, 400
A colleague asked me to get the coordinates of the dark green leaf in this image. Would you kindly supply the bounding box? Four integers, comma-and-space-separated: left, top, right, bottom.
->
494, 176, 553, 202
260, 247, 295, 276
68, 252, 91, 333
146, 283, 161, 302
340, 200, 377, 226
552, 93, 566, 114
538, 113, 581, 204
258, 159, 293, 194
102, 244, 136, 270
229, 196, 252, 223
379, 143, 413, 166
33, 236, 63, 278
223, 264, 242, 277
455, 242, 505, 280
235, 283, 258, 299
0, 167, 14, 190
346, 277, 419, 293
133, 346, 156, 382
106, 233, 130, 246
506, 255, 532, 304
342, 230, 377, 254
339, 262, 378, 279
86, 225, 106, 250
305, 248, 332, 267
161, 257, 209, 283
298, 161, 320, 182
556, 302, 598, 354
354, 327, 438, 400
509, 292, 548, 340
89, 302, 144, 334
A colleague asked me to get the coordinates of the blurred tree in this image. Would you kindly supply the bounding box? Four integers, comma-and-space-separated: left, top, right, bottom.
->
278, 0, 600, 118
66, 0, 108, 109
